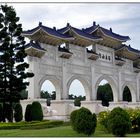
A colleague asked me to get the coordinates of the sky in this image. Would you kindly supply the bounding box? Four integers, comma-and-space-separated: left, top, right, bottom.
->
6, 3, 140, 96
10, 3, 140, 50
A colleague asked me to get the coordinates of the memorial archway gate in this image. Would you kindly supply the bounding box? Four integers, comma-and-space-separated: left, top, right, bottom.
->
21, 21, 140, 119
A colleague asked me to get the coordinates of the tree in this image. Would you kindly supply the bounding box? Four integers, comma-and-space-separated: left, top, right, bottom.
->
69, 94, 75, 99
40, 91, 50, 99
0, 5, 34, 122
97, 83, 113, 106
0, 104, 3, 122
51, 91, 56, 100
20, 90, 28, 100
123, 86, 132, 102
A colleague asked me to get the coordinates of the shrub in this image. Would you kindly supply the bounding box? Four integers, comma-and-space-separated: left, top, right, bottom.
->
98, 111, 110, 128
0, 103, 3, 122
125, 108, 140, 133
70, 107, 97, 136
31, 101, 43, 121
4, 103, 13, 122
107, 107, 131, 137
74, 98, 81, 107
70, 109, 79, 131
25, 104, 32, 122
14, 103, 23, 122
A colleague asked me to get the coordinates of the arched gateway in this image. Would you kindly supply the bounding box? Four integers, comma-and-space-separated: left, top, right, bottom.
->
21, 21, 140, 119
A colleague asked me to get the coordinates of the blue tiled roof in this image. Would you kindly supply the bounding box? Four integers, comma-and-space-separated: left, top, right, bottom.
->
83, 21, 130, 41
71, 27, 102, 40
25, 41, 46, 51
116, 44, 140, 54
100, 27, 130, 41
23, 22, 130, 42
58, 25, 102, 41
84, 25, 99, 34
57, 26, 68, 34
22, 26, 40, 35
41, 25, 73, 39
22, 23, 73, 40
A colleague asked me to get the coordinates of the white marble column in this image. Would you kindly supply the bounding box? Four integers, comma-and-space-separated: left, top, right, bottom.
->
118, 70, 122, 101
62, 60, 68, 99
136, 74, 140, 102
27, 56, 39, 99
91, 65, 96, 101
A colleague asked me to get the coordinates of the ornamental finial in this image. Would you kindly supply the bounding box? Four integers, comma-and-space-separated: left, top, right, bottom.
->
39, 22, 42, 26
67, 23, 70, 27
53, 27, 56, 30
93, 21, 96, 26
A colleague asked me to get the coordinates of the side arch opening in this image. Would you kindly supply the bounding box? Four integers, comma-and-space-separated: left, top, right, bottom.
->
95, 75, 118, 103
39, 76, 61, 102
97, 79, 113, 107
122, 83, 136, 102
67, 76, 90, 106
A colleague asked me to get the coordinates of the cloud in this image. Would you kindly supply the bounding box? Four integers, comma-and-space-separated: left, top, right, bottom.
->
10, 3, 140, 49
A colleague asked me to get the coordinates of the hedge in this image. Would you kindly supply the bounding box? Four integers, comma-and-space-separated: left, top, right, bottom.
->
14, 103, 23, 122
0, 120, 63, 130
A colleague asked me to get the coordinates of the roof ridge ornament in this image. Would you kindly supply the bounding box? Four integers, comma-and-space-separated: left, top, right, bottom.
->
67, 23, 70, 27
93, 21, 96, 26
39, 22, 42, 27
53, 27, 56, 30
30, 40, 34, 43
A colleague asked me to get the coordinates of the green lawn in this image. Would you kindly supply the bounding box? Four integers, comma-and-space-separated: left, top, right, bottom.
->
0, 125, 112, 137
0, 123, 139, 137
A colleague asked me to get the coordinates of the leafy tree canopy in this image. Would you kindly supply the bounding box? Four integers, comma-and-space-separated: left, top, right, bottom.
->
0, 4, 34, 122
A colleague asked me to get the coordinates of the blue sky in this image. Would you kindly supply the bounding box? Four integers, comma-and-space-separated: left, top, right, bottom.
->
10, 3, 140, 96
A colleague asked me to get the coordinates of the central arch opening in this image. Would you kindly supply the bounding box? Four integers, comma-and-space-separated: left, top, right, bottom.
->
69, 79, 86, 106
123, 86, 132, 102
97, 79, 113, 107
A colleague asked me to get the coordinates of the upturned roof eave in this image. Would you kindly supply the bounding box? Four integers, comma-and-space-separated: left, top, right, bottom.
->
22, 26, 74, 41
25, 46, 46, 53
99, 28, 130, 42
71, 28, 103, 42
115, 45, 140, 56
89, 25, 100, 34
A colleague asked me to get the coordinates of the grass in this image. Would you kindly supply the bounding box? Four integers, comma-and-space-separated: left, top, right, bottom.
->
0, 122, 139, 137
0, 125, 112, 137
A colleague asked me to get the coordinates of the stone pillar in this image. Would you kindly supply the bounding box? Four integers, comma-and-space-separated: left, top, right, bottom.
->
62, 60, 68, 99
136, 74, 140, 102
84, 47, 87, 64
27, 56, 39, 99
118, 70, 122, 101
91, 65, 96, 101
